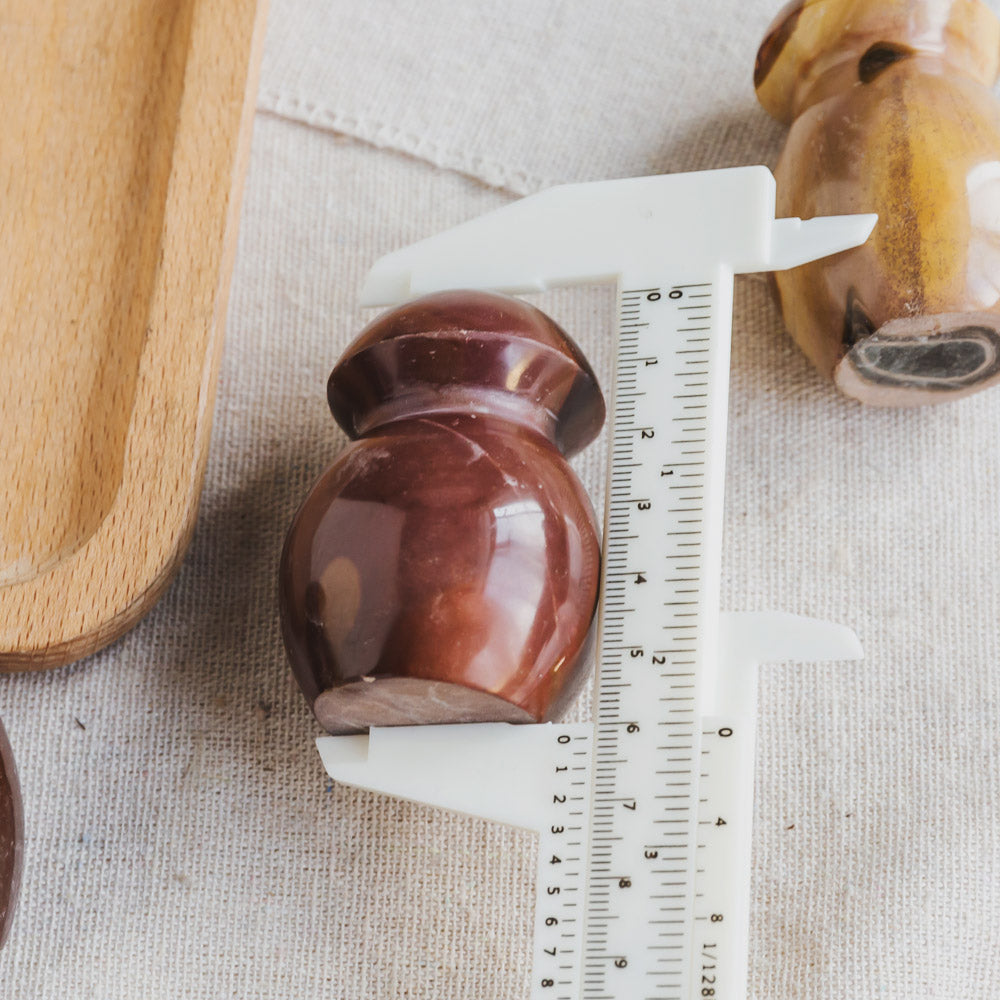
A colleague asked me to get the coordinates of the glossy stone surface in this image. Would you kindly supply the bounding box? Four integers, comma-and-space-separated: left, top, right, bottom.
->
0, 717, 22, 948
280, 291, 605, 734
755, 0, 1000, 405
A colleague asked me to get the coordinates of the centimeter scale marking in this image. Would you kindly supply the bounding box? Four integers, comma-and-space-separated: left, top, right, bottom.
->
581, 276, 730, 1000
531, 275, 737, 1000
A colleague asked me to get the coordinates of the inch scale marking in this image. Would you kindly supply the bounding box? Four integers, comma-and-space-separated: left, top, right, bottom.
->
316, 167, 874, 1000
586, 281, 724, 1000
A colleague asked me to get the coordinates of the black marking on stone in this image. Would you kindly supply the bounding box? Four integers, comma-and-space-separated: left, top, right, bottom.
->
848, 326, 1000, 390
858, 42, 914, 85
842, 290, 876, 351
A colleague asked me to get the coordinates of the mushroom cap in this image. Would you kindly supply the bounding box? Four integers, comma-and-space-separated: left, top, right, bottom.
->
754, 0, 1000, 124
328, 290, 605, 458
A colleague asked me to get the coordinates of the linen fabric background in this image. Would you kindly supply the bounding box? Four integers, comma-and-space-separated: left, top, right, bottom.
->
3, 1, 999, 997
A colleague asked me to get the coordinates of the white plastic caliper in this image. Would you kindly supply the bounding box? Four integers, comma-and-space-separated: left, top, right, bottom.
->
319, 166, 875, 1000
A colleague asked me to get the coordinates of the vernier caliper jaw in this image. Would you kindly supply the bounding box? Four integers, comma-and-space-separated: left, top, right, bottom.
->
317, 611, 865, 1000
319, 614, 865, 822
361, 165, 875, 304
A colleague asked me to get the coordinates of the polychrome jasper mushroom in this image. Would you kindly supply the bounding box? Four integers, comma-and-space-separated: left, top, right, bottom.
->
0, 717, 22, 948
755, 0, 1000, 404
279, 291, 605, 734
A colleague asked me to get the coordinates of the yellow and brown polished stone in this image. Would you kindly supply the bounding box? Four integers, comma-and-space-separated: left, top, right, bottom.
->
0, 717, 22, 948
279, 291, 605, 734
755, 0, 1000, 404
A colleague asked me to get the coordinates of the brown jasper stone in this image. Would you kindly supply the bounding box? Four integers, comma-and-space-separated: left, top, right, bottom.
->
280, 291, 605, 735
755, 0, 1000, 405
0, 717, 22, 948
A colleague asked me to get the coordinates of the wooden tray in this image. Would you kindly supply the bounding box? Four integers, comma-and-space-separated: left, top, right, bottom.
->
0, 0, 268, 669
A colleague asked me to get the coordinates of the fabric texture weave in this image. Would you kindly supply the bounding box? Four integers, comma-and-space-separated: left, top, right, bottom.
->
2, 1, 999, 997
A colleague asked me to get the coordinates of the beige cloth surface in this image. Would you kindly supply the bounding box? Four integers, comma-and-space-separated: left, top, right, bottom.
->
3, 1, 1000, 997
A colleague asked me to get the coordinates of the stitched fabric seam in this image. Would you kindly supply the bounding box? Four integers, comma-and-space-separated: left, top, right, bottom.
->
257, 89, 553, 197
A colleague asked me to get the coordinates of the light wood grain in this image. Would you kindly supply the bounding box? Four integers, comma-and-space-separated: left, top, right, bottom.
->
0, 0, 268, 669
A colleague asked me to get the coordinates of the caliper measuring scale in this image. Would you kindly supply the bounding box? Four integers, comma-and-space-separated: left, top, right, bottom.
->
317, 166, 874, 1000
